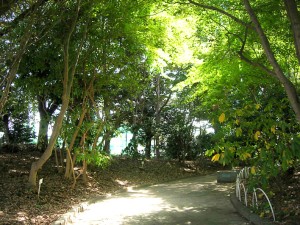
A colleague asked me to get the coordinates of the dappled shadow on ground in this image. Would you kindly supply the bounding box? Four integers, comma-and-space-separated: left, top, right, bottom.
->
0, 148, 221, 224
72, 176, 250, 225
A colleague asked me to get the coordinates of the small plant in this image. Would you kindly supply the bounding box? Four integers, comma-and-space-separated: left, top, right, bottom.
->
121, 141, 141, 159
76, 150, 111, 168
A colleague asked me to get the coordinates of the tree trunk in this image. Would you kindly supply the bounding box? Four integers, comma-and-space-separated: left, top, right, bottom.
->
37, 109, 49, 152
37, 96, 60, 152
28, 0, 81, 188
244, 0, 300, 122
103, 137, 111, 154
91, 122, 104, 152
64, 107, 87, 178
2, 114, 11, 143
145, 132, 152, 159
155, 74, 161, 159
0, 30, 31, 114
187, 0, 300, 123
283, 0, 300, 65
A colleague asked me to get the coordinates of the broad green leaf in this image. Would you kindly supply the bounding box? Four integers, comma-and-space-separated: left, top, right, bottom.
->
236, 127, 242, 137
236, 109, 243, 116
235, 119, 240, 125
229, 147, 235, 153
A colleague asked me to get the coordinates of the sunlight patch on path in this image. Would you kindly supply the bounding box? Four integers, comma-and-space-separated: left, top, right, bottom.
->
72, 189, 168, 225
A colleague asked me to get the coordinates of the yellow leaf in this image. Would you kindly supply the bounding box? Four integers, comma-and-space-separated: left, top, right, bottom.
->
255, 104, 261, 110
254, 131, 261, 141
211, 153, 220, 162
251, 166, 256, 174
236, 127, 242, 137
240, 152, 251, 160
219, 113, 225, 123
266, 143, 270, 150
260, 212, 265, 218
271, 125, 276, 134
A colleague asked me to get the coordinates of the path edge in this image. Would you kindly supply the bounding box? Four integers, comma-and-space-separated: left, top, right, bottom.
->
51, 174, 211, 225
230, 192, 277, 225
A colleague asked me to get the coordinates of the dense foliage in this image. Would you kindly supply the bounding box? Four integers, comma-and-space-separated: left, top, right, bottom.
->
0, 0, 300, 189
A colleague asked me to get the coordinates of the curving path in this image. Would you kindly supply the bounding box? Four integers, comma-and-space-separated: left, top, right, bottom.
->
69, 174, 250, 225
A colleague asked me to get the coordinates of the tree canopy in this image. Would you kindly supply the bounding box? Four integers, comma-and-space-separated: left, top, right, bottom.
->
0, 0, 300, 189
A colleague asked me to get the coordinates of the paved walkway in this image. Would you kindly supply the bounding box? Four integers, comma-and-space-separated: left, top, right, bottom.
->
70, 174, 250, 225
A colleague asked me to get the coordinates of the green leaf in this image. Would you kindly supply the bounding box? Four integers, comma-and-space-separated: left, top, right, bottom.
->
236, 127, 242, 137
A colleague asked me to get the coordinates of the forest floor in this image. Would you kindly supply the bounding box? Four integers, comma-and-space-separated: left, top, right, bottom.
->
0, 146, 299, 225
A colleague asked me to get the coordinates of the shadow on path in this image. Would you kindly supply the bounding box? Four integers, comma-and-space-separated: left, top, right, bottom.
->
70, 174, 250, 225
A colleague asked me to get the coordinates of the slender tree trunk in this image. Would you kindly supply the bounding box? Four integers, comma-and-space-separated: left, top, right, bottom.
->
244, 0, 300, 122
37, 96, 60, 152
155, 74, 161, 159
145, 131, 152, 159
92, 122, 104, 152
2, 114, 11, 143
65, 107, 87, 179
80, 132, 87, 183
37, 109, 49, 152
283, 0, 300, 65
103, 136, 111, 154
28, 1, 81, 188
0, 30, 31, 114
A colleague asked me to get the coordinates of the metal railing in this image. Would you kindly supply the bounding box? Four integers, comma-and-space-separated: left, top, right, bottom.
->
235, 167, 276, 222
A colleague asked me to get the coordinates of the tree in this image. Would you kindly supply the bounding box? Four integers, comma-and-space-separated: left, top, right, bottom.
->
0, 0, 54, 114
0, 86, 35, 144
29, 0, 84, 187
183, 0, 300, 122
18, 34, 63, 151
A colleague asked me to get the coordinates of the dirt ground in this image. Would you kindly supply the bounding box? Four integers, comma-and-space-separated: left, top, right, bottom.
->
0, 147, 299, 225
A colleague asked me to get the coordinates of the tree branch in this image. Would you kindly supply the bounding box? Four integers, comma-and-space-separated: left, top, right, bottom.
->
157, 92, 172, 115
237, 26, 276, 77
244, 0, 300, 122
187, 0, 254, 30
0, 0, 49, 37
238, 51, 276, 78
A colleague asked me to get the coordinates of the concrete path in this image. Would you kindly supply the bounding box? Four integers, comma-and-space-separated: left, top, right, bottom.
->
70, 174, 250, 225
